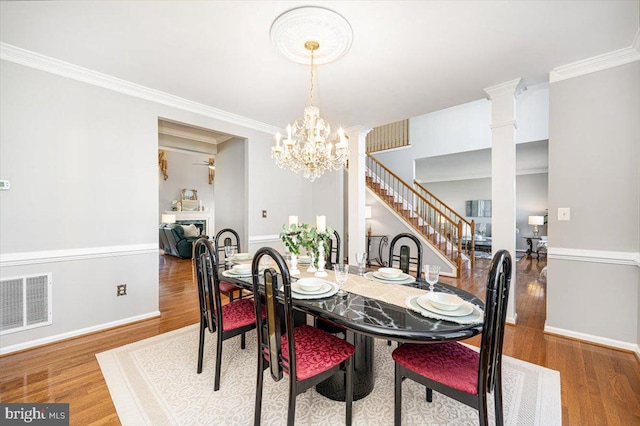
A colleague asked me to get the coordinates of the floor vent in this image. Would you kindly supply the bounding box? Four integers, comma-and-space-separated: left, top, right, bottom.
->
0, 273, 52, 335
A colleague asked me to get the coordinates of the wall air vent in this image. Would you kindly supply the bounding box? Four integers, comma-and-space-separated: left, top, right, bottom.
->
0, 273, 52, 335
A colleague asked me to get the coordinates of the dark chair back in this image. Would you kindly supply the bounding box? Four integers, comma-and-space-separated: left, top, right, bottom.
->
478, 249, 512, 396
251, 247, 294, 382
388, 233, 423, 278
327, 229, 341, 269
215, 228, 241, 261
193, 238, 223, 334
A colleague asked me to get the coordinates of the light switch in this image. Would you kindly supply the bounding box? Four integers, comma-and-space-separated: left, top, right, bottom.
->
558, 208, 570, 221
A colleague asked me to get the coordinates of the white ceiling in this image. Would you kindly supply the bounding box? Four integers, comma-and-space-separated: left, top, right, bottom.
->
1, 1, 638, 130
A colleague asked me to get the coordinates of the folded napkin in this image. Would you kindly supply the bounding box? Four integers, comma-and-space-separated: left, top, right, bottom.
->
405, 295, 484, 325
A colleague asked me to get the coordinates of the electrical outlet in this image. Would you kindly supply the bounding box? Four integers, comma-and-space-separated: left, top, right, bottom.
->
117, 284, 127, 296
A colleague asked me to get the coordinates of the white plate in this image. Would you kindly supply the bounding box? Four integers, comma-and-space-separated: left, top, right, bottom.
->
364, 272, 416, 284
223, 270, 251, 278
287, 281, 338, 299
416, 295, 474, 317
405, 296, 483, 325
372, 271, 409, 281
232, 253, 252, 261
291, 281, 331, 295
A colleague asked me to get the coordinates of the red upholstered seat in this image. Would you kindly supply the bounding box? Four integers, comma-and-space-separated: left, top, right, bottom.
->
393, 341, 479, 395
220, 298, 256, 331
219, 280, 240, 294
281, 325, 355, 380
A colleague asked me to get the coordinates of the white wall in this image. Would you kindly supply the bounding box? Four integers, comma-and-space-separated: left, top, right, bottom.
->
547, 60, 639, 349
214, 138, 246, 245
158, 148, 215, 217
0, 56, 319, 352
425, 173, 548, 251
374, 83, 550, 184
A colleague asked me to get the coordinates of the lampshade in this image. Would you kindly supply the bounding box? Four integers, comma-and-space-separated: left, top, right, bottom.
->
162, 214, 176, 224
365, 206, 372, 219
528, 216, 544, 226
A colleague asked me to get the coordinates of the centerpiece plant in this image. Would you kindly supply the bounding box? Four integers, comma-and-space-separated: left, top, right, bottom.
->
280, 222, 333, 267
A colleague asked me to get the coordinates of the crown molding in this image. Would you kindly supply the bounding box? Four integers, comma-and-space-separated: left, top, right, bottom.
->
484, 78, 524, 99
550, 30, 640, 83
0, 42, 279, 135
157, 126, 218, 144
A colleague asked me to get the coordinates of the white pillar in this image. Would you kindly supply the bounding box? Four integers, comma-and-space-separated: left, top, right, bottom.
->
484, 78, 522, 325
346, 126, 371, 266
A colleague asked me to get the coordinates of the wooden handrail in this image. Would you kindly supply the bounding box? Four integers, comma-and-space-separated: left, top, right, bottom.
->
414, 180, 475, 268
366, 154, 473, 275
414, 181, 472, 227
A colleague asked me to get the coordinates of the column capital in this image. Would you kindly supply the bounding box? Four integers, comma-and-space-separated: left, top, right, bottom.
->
484, 78, 524, 100
345, 125, 373, 138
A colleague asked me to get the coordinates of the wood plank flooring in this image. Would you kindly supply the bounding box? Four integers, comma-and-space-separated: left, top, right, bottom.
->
1, 254, 639, 425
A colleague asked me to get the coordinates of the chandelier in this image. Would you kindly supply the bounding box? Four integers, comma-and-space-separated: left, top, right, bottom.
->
271, 40, 349, 182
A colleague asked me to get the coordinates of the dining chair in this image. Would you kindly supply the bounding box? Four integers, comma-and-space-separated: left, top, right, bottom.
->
214, 228, 245, 301
251, 247, 355, 426
392, 249, 512, 426
388, 233, 423, 279
193, 238, 258, 391
326, 229, 341, 269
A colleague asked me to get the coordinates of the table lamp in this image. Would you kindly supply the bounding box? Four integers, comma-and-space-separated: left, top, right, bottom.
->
528, 216, 544, 237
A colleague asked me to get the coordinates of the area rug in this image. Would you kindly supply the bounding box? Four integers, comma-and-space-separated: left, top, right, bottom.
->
97, 324, 561, 425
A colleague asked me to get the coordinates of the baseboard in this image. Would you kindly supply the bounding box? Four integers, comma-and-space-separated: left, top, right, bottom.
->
544, 324, 639, 354
0, 311, 161, 355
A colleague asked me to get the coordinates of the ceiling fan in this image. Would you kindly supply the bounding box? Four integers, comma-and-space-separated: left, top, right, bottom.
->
191, 158, 216, 184
192, 158, 215, 170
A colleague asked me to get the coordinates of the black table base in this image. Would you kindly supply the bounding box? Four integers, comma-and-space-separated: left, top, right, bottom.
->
316, 333, 375, 401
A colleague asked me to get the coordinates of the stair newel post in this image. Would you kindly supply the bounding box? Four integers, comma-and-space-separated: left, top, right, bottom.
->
470, 220, 476, 268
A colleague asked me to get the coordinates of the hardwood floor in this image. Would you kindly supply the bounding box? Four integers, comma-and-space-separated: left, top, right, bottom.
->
1, 254, 638, 425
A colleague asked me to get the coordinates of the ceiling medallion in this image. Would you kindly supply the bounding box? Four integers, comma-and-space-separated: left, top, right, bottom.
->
270, 6, 353, 65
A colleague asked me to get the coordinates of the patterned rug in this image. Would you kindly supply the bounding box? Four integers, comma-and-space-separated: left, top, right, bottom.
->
97, 324, 561, 425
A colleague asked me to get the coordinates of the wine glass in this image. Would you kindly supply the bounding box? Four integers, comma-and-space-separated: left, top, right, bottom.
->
424, 264, 440, 293
333, 264, 348, 296
355, 252, 367, 275
224, 245, 237, 269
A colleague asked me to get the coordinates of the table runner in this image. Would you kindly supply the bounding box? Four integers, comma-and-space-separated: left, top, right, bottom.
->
293, 270, 427, 308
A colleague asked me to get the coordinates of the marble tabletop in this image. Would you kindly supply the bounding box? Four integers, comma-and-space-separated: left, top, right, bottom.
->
219, 266, 484, 343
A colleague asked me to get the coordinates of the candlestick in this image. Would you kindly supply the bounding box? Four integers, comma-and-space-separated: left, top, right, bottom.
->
316, 215, 326, 233
315, 243, 327, 277
288, 216, 298, 227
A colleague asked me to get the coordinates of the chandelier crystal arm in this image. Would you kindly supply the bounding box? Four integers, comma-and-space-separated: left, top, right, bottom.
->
271, 39, 349, 182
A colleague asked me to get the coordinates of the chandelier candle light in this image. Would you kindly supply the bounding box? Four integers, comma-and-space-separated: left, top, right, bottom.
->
271, 40, 349, 181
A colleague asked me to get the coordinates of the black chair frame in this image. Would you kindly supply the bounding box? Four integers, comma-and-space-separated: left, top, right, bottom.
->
394, 249, 512, 426
251, 247, 353, 426
388, 233, 423, 279
327, 229, 341, 269
214, 228, 244, 301
193, 238, 256, 391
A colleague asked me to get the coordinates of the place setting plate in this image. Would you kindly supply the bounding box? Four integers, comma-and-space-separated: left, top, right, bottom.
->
289, 278, 338, 299
222, 270, 252, 278
364, 271, 416, 284
405, 295, 483, 324
231, 253, 252, 261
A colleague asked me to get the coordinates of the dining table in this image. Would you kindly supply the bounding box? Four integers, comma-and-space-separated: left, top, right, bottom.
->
219, 260, 485, 402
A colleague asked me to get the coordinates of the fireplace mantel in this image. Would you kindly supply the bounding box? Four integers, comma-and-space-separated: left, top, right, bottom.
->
166, 210, 214, 236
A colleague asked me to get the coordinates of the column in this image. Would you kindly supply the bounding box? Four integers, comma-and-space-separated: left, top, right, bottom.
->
484, 78, 522, 325
346, 126, 372, 266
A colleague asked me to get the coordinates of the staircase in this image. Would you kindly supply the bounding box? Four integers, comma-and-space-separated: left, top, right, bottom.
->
365, 154, 476, 277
